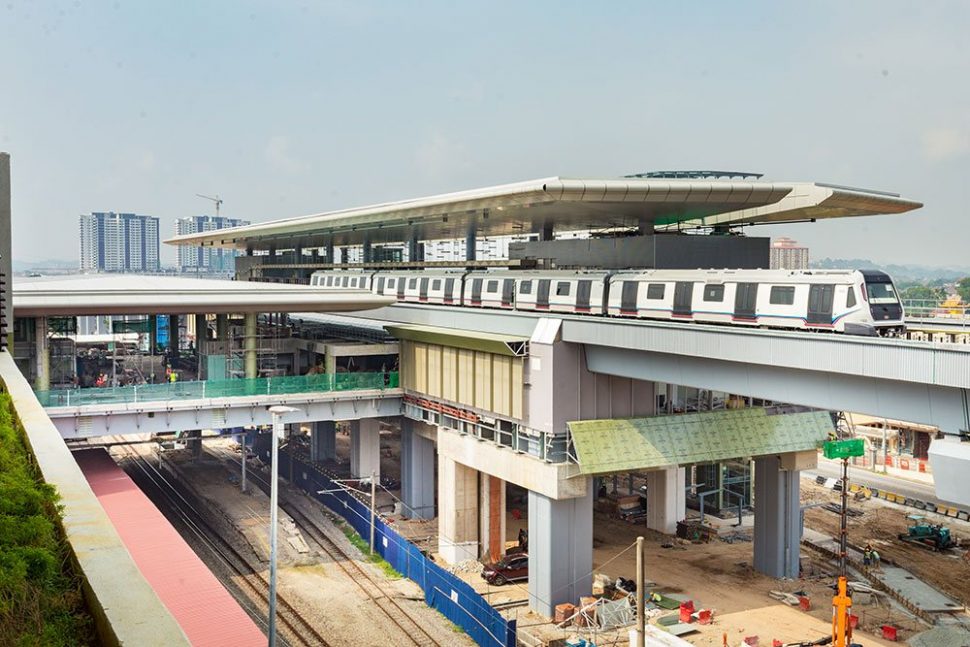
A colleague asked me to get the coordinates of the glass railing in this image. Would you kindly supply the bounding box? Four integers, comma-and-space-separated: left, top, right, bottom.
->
36, 372, 399, 408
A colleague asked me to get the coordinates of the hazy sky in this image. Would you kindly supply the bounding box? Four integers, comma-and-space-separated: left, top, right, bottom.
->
1, 1, 967, 266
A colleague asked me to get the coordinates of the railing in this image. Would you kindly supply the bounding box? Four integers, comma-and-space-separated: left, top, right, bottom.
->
902, 299, 970, 324
35, 372, 399, 408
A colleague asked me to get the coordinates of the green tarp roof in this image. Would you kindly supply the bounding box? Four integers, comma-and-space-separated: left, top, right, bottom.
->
568, 408, 833, 475
384, 324, 529, 357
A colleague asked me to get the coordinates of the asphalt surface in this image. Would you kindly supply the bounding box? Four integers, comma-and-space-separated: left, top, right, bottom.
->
803, 462, 944, 506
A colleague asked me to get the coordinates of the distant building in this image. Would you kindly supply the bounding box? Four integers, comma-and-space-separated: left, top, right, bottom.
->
769, 236, 809, 270
175, 215, 250, 273
79, 212, 160, 272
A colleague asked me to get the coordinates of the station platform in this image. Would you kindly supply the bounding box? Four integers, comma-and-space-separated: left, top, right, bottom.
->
75, 448, 265, 647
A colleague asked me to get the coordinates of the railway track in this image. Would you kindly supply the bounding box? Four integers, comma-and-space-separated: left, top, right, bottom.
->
216, 447, 443, 647
113, 441, 333, 647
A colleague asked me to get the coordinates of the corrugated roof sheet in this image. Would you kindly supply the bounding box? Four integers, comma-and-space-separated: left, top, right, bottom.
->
76, 449, 265, 647
567, 408, 833, 475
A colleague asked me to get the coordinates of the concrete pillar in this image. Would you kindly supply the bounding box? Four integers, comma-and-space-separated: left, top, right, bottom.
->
34, 317, 50, 391
540, 223, 554, 241
0, 153, 10, 351
645, 466, 686, 535
401, 420, 435, 519
324, 348, 337, 375
528, 487, 594, 616
362, 239, 372, 264
167, 315, 180, 363
349, 418, 381, 479
187, 430, 202, 459
324, 239, 334, 263
310, 420, 336, 462
753, 455, 800, 579
194, 313, 207, 348
438, 455, 479, 564
465, 230, 476, 262
149, 315, 158, 353
216, 314, 228, 341
244, 311, 258, 379
408, 235, 424, 263
480, 474, 506, 563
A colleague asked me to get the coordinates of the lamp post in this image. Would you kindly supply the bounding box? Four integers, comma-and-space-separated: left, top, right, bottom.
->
267, 405, 297, 647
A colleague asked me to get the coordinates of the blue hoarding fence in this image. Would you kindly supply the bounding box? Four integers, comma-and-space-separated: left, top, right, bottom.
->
258, 441, 516, 647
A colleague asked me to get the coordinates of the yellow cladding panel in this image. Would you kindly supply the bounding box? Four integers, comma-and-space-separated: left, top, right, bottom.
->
442, 347, 458, 402
474, 351, 492, 410
427, 344, 442, 398
492, 355, 511, 417
511, 358, 523, 420
414, 342, 428, 394
400, 341, 413, 389
457, 349, 475, 405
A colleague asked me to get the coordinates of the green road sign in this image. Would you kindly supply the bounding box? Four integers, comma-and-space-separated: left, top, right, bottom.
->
823, 438, 865, 460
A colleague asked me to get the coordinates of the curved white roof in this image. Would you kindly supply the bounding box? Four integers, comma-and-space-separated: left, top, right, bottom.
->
13, 275, 393, 316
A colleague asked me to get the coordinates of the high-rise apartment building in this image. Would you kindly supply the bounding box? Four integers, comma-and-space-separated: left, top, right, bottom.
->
769, 236, 809, 270
175, 215, 250, 272
79, 212, 160, 272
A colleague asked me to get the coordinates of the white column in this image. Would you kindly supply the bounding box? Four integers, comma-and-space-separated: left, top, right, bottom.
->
437, 455, 479, 564
349, 418, 381, 479
528, 486, 594, 616
753, 455, 800, 578
646, 466, 686, 535
34, 317, 50, 391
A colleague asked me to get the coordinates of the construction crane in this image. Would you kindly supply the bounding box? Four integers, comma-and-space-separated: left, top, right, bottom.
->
196, 193, 223, 217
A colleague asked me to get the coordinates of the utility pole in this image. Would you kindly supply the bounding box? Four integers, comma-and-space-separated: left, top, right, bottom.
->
824, 438, 864, 647
636, 535, 645, 647
370, 470, 377, 553
268, 406, 297, 647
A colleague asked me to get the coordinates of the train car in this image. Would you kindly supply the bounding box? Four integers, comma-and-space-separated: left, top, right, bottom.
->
309, 269, 375, 290
373, 270, 465, 305
511, 270, 612, 315
605, 268, 904, 335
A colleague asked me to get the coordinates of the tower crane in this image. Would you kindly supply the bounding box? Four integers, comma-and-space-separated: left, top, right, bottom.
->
196, 194, 223, 217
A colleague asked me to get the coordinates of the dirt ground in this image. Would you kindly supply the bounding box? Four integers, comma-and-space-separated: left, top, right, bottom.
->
801, 479, 970, 608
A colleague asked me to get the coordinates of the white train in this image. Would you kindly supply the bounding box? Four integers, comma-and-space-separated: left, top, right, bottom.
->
310, 268, 905, 336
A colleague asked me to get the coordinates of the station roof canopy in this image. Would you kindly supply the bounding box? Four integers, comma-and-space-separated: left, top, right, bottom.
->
13, 275, 394, 316
163, 175, 922, 252
567, 408, 833, 475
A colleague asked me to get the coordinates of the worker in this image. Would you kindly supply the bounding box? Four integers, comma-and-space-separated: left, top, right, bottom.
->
95, 372, 107, 388
650, 591, 663, 604
870, 549, 881, 570
168, 370, 178, 383
863, 544, 873, 566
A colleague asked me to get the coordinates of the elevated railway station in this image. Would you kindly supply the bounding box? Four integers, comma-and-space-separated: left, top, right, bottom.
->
7, 168, 969, 646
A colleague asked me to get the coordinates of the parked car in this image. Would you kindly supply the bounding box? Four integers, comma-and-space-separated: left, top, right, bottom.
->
481, 553, 528, 585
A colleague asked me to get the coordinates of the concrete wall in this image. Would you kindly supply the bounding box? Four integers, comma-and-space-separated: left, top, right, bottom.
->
0, 353, 188, 646
508, 234, 769, 269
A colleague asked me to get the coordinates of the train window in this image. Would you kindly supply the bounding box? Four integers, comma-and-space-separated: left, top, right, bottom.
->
646, 283, 665, 300
519, 280, 532, 294
846, 288, 857, 308
350, 278, 357, 287
432, 279, 441, 291
556, 281, 571, 296
325, 277, 332, 286
342, 277, 349, 287
387, 278, 396, 289
770, 286, 795, 305
487, 280, 499, 292
703, 284, 725, 302
409, 278, 417, 289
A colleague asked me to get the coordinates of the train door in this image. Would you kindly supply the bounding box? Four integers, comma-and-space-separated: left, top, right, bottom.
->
807, 284, 835, 324
376, 277, 385, 294
620, 281, 638, 314
576, 280, 592, 312
471, 278, 483, 304
419, 277, 429, 302
537, 279, 551, 309
673, 282, 694, 316
501, 279, 514, 308
444, 278, 456, 303
396, 277, 405, 300
733, 283, 758, 320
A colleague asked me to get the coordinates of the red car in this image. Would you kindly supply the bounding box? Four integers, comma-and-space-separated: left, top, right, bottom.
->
481, 553, 528, 585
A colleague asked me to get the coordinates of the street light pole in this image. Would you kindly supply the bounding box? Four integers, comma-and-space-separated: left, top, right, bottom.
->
268, 406, 297, 647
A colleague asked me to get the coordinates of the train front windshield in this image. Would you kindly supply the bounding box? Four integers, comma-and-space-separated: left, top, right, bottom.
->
866, 281, 899, 304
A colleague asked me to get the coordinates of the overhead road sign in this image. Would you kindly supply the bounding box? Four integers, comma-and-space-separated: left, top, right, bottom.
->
13, 275, 394, 316
164, 176, 921, 252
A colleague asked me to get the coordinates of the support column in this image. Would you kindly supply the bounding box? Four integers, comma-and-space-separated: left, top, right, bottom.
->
540, 223, 554, 241
34, 316, 50, 391
310, 420, 336, 462
528, 487, 593, 616
362, 239, 372, 264
187, 430, 202, 459
194, 313, 207, 348
244, 311, 258, 379
401, 420, 435, 519
324, 239, 334, 263
480, 474, 506, 563
216, 314, 228, 341
408, 235, 424, 263
349, 418, 381, 479
438, 455, 479, 563
753, 455, 800, 578
465, 229, 476, 262
167, 314, 179, 355
645, 466, 686, 535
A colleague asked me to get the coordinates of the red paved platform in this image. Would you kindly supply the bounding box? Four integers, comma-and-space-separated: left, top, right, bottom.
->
76, 448, 265, 647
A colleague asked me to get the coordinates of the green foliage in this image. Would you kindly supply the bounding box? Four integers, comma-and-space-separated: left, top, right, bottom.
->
958, 277, 970, 304
0, 392, 94, 646
899, 284, 946, 302
337, 521, 402, 580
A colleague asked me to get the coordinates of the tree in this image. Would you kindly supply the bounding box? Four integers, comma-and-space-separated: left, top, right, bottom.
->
900, 285, 946, 302
958, 278, 970, 304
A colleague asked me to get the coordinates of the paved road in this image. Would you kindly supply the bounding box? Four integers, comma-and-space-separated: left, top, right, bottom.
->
803, 462, 943, 506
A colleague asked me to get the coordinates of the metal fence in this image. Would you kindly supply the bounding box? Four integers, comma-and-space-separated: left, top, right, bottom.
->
36, 372, 399, 408
265, 446, 516, 647
901, 299, 970, 324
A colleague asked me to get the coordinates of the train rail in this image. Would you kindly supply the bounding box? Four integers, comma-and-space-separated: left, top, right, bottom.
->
214, 446, 444, 647
112, 440, 333, 647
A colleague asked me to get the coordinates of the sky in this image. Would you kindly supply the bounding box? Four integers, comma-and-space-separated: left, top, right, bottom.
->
1, 1, 968, 267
